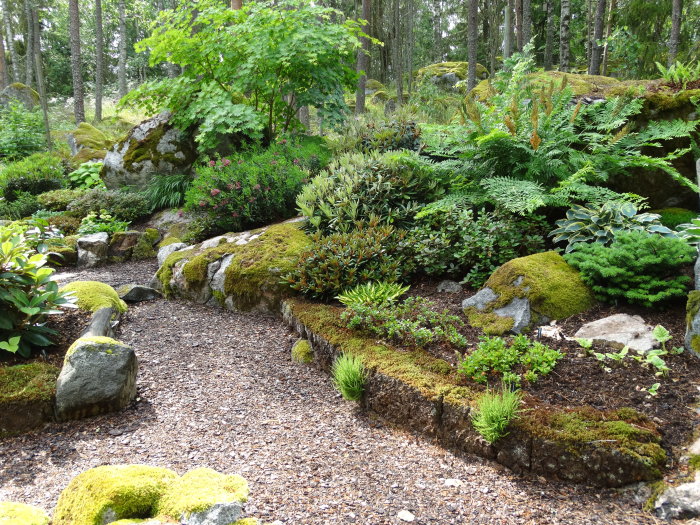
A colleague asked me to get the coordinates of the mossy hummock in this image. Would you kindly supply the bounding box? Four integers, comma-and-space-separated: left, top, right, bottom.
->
416, 61, 489, 82
0, 501, 50, 525
291, 339, 313, 364
0, 362, 59, 405
60, 281, 128, 313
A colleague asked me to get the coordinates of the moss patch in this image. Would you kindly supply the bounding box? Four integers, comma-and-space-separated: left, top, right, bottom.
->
158, 236, 182, 248
156, 248, 195, 296
66, 336, 124, 361
291, 339, 313, 364
71, 122, 113, 151
686, 291, 700, 327
0, 502, 50, 525
0, 362, 59, 404
131, 235, 157, 260
416, 61, 489, 82
650, 207, 697, 230
60, 281, 128, 313
53, 465, 179, 525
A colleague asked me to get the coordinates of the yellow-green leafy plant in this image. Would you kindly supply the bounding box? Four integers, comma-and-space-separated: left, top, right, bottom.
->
471, 385, 522, 443
332, 353, 367, 401
336, 281, 410, 308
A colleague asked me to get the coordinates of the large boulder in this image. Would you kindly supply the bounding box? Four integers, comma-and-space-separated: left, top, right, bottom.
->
155, 220, 311, 313
685, 291, 700, 357
0, 82, 39, 109
416, 62, 489, 91
101, 112, 197, 190
55, 336, 137, 421
463, 251, 595, 335
77, 232, 109, 267
655, 472, 700, 520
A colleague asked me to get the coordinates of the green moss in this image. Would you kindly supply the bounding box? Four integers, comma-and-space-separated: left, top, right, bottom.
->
291, 339, 313, 364
66, 336, 124, 360
232, 520, 259, 525
474, 71, 621, 100
643, 88, 700, 113
466, 310, 515, 336
123, 125, 167, 168
686, 291, 700, 327
650, 207, 697, 230
0, 502, 50, 525
72, 122, 113, 150
155, 468, 248, 521
156, 248, 195, 296
181, 254, 210, 288
158, 236, 182, 248
416, 61, 489, 82
365, 79, 385, 91
144, 228, 160, 244
643, 480, 668, 511
3, 82, 40, 104
53, 465, 179, 525
0, 362, 59, 404
60, 281, 127, 313
131, 235, 157, 260
689, 455, 700, 471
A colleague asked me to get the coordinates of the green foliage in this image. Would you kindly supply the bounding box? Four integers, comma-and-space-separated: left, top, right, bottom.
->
655, 60, 700, 89
471, 386, 522, 444
408, 199, 547, 286
653, 208, 697, 230
328, 118, 423, 154
0, 225, 76, 357
550, 202, 674, 252
284, 223, 408, 298
0, 153, 65, 201
336, 281, 410, 308
185, 144, 309, 232
122, 0, 365, 150
652, 324, 672, 352
342, 296, 467, 348
67, 189, 151, 222
564, 231, 695, 307
297, 150, 448, 235
77, 211, 130, 235
0, 101, 45, 160
332, 353, 366, 401
458, 335, 564, 385
676, 217, 700, 245
0, 192, 41, 220
37, 189, 86, 212
143, 173, 193, 212
47, 214, 81, 236
67, 162, 105, 190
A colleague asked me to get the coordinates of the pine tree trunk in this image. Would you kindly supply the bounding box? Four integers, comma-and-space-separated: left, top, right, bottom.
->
118, 0, 127, 99
503, 0, 512, 59
231, 0, 242, 9
24, 0, 33, 86
0, 27, 7, 89
515, 0, 523, 51
95, 0, 104, 122
355, 0, 370, 114
32, 7, 50, 148
559, 0, 571, 72
406, 0, 415, 94
543, 0, 554, 70
668, 0, 682, 65
522, 0, 531, 47
488, 0, 501, 74
586, 0, 593, 67
467, 0, 478, 91
433, 1, 442, 62
601, 0, 616, 75
392, 0, 403, 106
588, 0, 606, 74
1, 0, 18, 82
68, 0, 84, 123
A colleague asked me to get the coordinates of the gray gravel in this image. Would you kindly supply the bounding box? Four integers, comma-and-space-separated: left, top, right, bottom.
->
0, 261, 662, 524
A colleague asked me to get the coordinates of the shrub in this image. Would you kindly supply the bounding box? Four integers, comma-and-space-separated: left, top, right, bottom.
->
0, 153, 65, 201
329, 118, 423, 154
342, 296, 467, 348
408, 199, 547, 286
564, 231, 695, 307
0, 100, 45, 160
283, 223, 408, 298
331, 353, 366, 401
458, 335, 563, 385
0, 224, 76, 357
37, 189, 86, 211
67, 161, 105, 190
143, 173, 193, 212
0, 192, 40, 219
185, 145, 308, 232
296, 150, 448, 235
77, 211, 130, 235
471, 386, 522, 444
47, 214, 81, 235
68, 189, 151, 222
337, 281, 410, 308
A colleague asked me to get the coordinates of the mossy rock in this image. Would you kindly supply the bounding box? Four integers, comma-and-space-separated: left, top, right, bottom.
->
71, 122, 114, 151
47, 245, 78, 266
0, 502, 50, 525
291, 339, 313, 364
464, 251, 595, 335
53, 465, 179, 525
365, 79, 385, 91
416, 62, 489, 83
158, 236, 182, 248
473, 71, 621, 100
60, 281, 127, 313
0, 82, 39, 109
131, 230, 160, 260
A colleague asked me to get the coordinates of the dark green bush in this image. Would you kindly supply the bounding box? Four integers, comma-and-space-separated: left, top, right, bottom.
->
67, 189, 151, 222
652, 207, 698, 230
0, 100, 45, 160
143, 173, 193, 212
0, 153, 65, 201
0, 192, 41, 219
37, 189, 87, 211
564, 231, 695, 307
359, 119, 422, 153
47, 213, 81, 235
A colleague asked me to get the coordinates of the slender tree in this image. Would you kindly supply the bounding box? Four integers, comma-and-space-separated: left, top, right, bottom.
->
487, 0, 502, 74
392, 0, 403, 106
405, 0, 415, 94
589, 0, 606, 74
503, 0, 513, 59
355, 0, 370, 114
1, 0, 18, 82
515, 0, 523, 51
32, 7, 50, 148
467, 0, 478, 91
559, 0, 571, 72
543, 0, 555, 70
24, 0, 33, 86
601, 0, 617, 75
68, 0, 85, 123
668, 0, 682, 65
0, 27, 7, 89
231, 0, 242, 8
118, 0, 127, 99
95, 0, 104, 121
522, 0, 531, 47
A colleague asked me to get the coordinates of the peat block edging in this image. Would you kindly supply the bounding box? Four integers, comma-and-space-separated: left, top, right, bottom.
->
282, 299, 665, 488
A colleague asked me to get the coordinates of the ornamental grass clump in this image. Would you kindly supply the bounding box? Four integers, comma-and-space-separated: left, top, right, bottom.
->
471, 386, 522, 444
336, 281, 410, 308
332, 353, 367, 401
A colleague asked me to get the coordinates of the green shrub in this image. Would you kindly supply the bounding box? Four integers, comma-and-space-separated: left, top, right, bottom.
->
342, 296, 467, 348
67, 161, 105, 190
471, 386, 522, 444
67, 189, 151, 222
0, 153, 65, 201
331, 353, 367, 401
296, 150, 448, 235
283, 223, 408, 298
337, 281, 410, 308
37, 189, 86, 211
653, 207, 697, 230
458, 335, 563, 385
143, 173, 193, 212
564, 231, 695, 307
47, 214, 81, 235
0, 192, 40, 219
0, 100, 45, 160
77, 211, 130, 235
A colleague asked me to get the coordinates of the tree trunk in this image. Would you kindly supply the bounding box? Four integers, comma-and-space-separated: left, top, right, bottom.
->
68, 0, 84, 123
588, 0, 606, 74
0, 27, 7, 89
24, 0, 33, 86
406, 0, 415, 94
515, 0, 522, 51
32, 7, 50, 148
231, 0, 242, 9
467, 0, 478, 91
355, 0, 370, 114
543, 0, 554, 70
522, 0, 531, 48
503, 0, 512, 59
392, 0, 402, 106
118, 0, 127, 99
488, 0, 502, 74
586, 0, 593, 67
601, 0, 616, 75
433, 1, 442, 62
1, 0, 18, 82
559, 0, 570, 72
95, 0, 104, 121
668, 0, 682, 65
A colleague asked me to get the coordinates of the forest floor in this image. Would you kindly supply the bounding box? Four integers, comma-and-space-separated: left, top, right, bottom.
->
0, 260, 668, 524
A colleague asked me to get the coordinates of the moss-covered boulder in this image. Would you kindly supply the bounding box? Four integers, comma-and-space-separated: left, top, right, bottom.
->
0, 362, 59, 436
473, 71, 621, 100
155, 220, 312, 312
101, 112, 197, 190
685, 291, 700, 358
0, 82, 39, 109
416, 62, 489, 91
463, 251, 595, 335
67, 122, 115, 165
0, 502, 50, 525
60, 281, 128, 313
291, 339, 313, 364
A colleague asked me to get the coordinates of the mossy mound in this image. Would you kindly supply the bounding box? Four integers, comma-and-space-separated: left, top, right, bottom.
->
0, 82, 39, 109
71, 122, 114, 151
416, 61, 489, 82
65, 336, 123, 360
0, 501, 50, 525
650, 207, 697, 230
53, 465, 179, 525
60, 281, 127, 313
465, 251, 595, 335
473, 71, 621, 100
291, 339, 313, 364
0, 362, 59, 404
365, 79, 386, 91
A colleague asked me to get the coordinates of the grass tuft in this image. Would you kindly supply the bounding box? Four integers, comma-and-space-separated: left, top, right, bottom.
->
331, 353, 367, 401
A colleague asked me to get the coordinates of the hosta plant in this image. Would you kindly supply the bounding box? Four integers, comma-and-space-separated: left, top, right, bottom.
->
676, 218, 700, 245
550, 201, 674, 252
68, 162, 105, 190
336, 281, 410, 308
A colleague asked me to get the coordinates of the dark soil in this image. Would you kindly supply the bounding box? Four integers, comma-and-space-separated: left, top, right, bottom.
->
407, 278, 700, 455
0, 308, 92, 368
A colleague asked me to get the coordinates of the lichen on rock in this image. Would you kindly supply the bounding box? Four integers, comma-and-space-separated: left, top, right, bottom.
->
60, 281, 128, 313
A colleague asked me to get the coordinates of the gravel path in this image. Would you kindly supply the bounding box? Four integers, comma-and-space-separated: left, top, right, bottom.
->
0, 261, 662, 524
